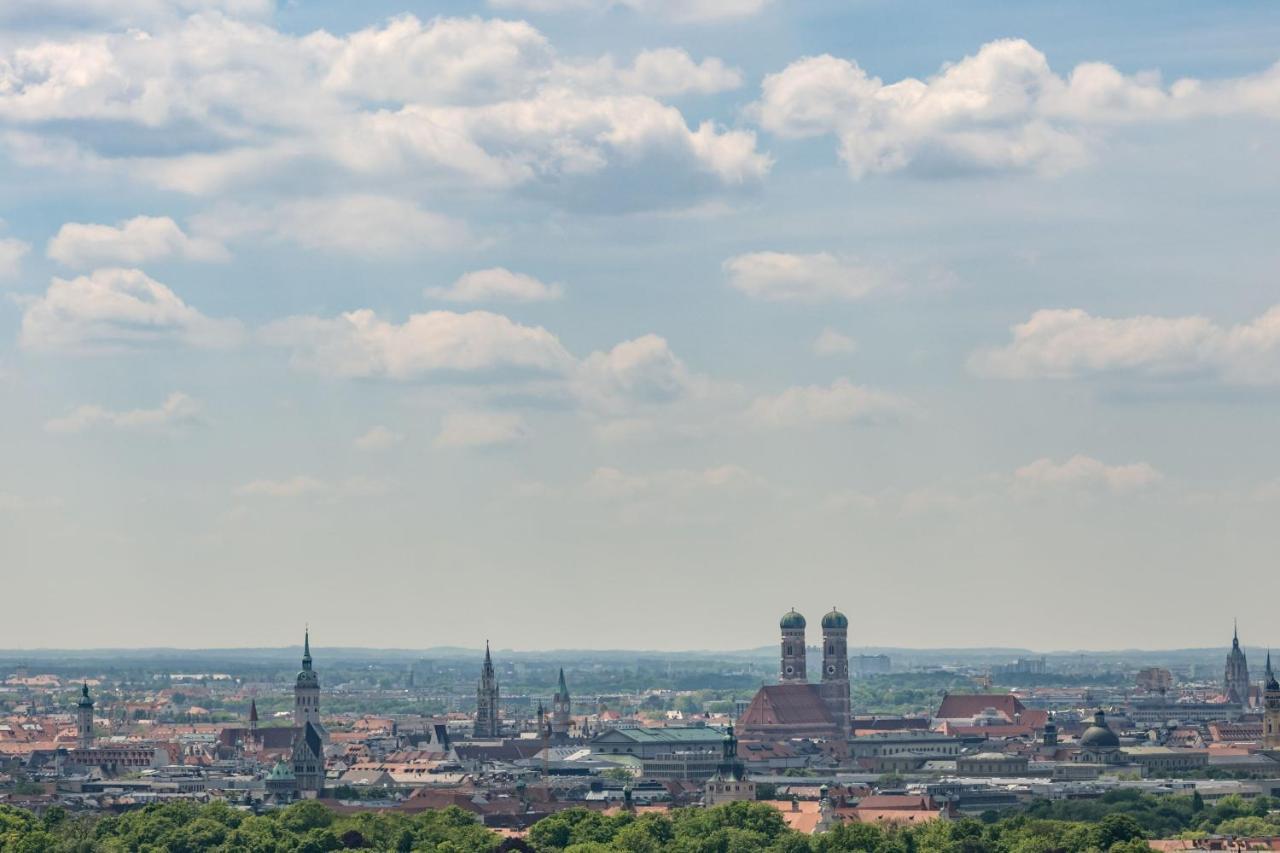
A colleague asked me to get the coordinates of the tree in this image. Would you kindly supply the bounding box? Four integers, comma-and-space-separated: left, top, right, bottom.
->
1094, 813, 1146, 850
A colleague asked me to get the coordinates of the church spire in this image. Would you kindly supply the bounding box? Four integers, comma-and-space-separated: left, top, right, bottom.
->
302, 626, 312, 671
1234, 618, 1240, 648
557, 667, 568, 698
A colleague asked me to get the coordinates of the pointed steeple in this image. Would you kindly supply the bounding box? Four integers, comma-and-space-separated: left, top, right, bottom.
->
557, 667, 569, 698
482, 641, 495, 679
1234, 618, 1240, 648
302, 626, 312, 671
249, 698, 259, 723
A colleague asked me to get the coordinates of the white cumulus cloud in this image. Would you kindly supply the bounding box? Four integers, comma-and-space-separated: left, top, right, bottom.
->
0, 237, 30, 279
19, 268, 243, 352
746, 378, 909, 429
0, 14, 768, 208
970, 305, 1280, 385
262, 309, 573, 380
754, 38, 1280, 178
427, 268, 563, 303
1014, 455, 1162, 493
724, 251, 894, 302
47, 215, 228, 268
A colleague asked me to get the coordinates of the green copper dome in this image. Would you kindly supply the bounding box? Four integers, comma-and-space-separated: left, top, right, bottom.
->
779, 609, 806, 630
821, 608, 848, 630
1079, 710, 1119, 749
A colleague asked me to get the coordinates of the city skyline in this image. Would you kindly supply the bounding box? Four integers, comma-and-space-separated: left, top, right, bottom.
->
3, 0, 1280, 649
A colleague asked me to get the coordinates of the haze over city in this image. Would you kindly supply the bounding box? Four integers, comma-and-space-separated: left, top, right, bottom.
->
3, 0, 1280, 652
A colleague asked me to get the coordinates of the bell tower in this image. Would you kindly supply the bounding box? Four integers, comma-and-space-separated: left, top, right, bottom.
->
1264, 652, 1280, 749
76, 682, 94, 749
779, 609, 807, 683
819, 608, 851, 736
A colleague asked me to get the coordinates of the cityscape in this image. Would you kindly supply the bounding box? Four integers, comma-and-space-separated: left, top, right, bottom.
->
4, 0, 1280, 849
3, 616, 1280, 849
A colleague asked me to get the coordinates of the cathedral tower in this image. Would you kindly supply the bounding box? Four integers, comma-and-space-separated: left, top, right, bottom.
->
551, 668, 571, 740
475, 641, 501, 738
294, 629, 323, 732
76, 682, 94, 749
1224, 621, 1251, 706
1264, 652, 1280, 749
819, 608, 851, 736
779, 609, 807, 683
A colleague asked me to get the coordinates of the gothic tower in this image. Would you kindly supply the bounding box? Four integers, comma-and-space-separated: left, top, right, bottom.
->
551, 668, 571, 740
76, 682, 94, 749
1224, 621, 1251, 706
475, 641, 500, 738
1264, 652, 1280, 749
779, 609, 807, 683
819, 608, 851, 736
295, 629, 323, 731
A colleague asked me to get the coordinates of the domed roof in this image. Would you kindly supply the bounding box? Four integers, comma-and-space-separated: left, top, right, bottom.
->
779, 609, 806, 630
1079, 710, 1119, 749
821, 608, 848, 630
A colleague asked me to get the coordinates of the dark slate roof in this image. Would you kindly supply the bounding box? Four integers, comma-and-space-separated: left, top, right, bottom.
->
454, 740, 545, 762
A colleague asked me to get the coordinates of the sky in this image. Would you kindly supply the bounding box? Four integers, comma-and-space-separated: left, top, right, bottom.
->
2, 0, 1280, 652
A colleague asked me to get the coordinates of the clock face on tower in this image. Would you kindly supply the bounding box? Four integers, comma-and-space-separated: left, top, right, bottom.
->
827, 665, 835, 675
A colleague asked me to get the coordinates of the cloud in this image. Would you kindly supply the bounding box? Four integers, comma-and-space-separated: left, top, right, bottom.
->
191, 195, 472, 256
0, 14, 768, 208
434, 411, 528, 448
235, 475, 389, 499
754, 38, 1280, 177
46, 215, 228, 268
354, 425, 403, 451
969, 305, 1280, 384
45, 391, 202, 434
599, 49, 742, 97
487, 0, 772, 22
19, 268, 243, 352
1013, 455, 1162, 493
813, 328, 856, 355
0, 237, 30, 279
724, 252, 894, 302
262, 309, 573, 380
321, 16, 553, 105
747, 378, 909, 429
426, 268, 563, 303
575, 334, 697, 413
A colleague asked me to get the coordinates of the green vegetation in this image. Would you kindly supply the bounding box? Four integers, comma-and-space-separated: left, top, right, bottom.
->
2, 792, 1279, 852
849, 672, 983, 715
